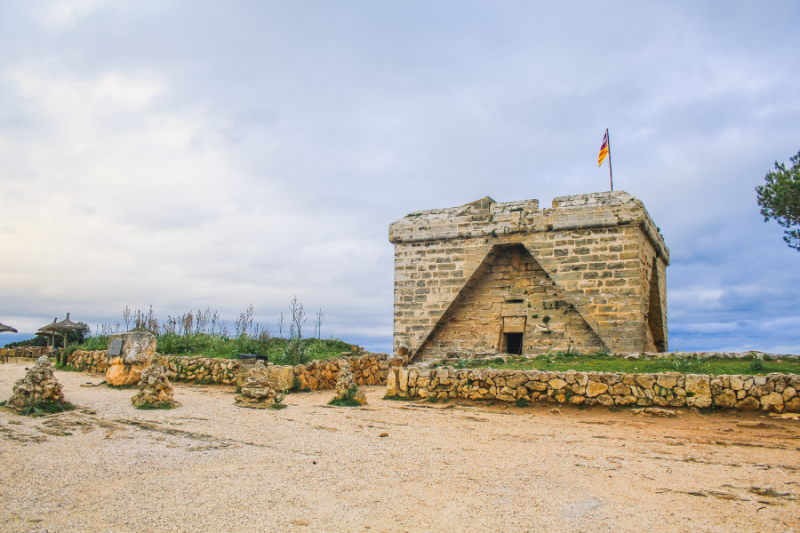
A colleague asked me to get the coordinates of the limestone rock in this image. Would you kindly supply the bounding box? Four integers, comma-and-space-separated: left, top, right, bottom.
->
385, 368, 399, 396
596, 394, 615, 406
235, 361, 279, 409
333, 363, 367, 405
5, 356, 69, 411
108, 331, 157, 364
785, 397, 800, 413
631, 407, 678, 417
760, 392, 784, 413
656, 374, 679, 389
714, 389, 737, 409
131, 356, 178, 408
265, 365, 294, 391
735, 397, 760, 411
586, 381, 609, 398
106, 332, 157, 386
685, 375, 712, 408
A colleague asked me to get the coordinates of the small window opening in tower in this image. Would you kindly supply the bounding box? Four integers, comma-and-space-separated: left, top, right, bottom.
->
504, 333, 523, 355
505, 299, 524, 304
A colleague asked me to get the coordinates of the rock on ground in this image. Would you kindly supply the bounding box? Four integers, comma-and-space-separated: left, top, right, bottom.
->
334, 363, 367, 405
235, 361, 279, 409
131, 356, 178, 408
4, 356, 68, 411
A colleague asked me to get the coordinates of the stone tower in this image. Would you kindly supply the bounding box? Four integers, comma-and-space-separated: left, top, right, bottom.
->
389, 191, 668, 360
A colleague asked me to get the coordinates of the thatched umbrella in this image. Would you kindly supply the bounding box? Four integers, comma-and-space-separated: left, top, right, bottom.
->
36, 318, 62, 348
51, 313, 88, 349
0, 321, 18, 334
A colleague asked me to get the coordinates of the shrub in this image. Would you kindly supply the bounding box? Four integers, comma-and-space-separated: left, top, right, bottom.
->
282, 337, 310, 366
135, 402, 176, 410
18, 400, 75, 416
328, 384, 361, 407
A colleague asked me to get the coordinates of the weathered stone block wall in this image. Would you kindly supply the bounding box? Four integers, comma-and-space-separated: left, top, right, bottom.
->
67, 350, 109, 373
164, 356, 239, 384
389, 191, 669, 360
293, 353, 391, 390
385, 367, 800, 413
66, 350, 391, 389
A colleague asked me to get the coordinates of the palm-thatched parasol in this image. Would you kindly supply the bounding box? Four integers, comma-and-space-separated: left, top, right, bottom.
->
0, 321, 18, 334
50, 313, 89, 349
36, 318, 63, 348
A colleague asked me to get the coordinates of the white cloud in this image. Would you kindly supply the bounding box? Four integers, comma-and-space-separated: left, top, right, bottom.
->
0, 1, 799, 354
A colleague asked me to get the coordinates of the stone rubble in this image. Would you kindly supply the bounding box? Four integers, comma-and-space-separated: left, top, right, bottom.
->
4, 355, 68, 411
333, 363, 367, 405
235, 361, 280, 409
131, 355, 178, 408
386, 367, 800, 413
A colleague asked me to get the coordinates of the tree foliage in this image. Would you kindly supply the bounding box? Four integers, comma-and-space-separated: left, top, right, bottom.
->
756, 149, 800, 251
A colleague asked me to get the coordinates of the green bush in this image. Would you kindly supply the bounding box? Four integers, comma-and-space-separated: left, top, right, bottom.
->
328, 384, 361, 407
281, 337, 310, 366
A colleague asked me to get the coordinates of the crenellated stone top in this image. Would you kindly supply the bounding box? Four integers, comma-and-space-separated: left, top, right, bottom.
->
389, 191, 669, 264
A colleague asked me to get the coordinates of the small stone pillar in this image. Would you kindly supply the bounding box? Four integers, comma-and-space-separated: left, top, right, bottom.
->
131, 355, 178, 408
105, 332, 157, 386
332, 362, 367, 405
5, 356, 69, 411
235, 361, 279, 408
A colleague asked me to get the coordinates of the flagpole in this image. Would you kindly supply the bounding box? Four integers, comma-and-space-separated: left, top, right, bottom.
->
606, 128, 613, 191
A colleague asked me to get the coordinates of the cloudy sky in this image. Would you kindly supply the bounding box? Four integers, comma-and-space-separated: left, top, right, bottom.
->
1, 1, 799, 353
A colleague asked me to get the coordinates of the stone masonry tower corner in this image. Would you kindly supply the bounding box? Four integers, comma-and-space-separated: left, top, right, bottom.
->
389, 191, 669, 361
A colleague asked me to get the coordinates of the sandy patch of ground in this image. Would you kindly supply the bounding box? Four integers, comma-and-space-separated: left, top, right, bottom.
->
1, 362, 798, 532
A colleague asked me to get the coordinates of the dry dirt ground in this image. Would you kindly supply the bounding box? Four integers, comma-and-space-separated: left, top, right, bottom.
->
1, 362, 799, 533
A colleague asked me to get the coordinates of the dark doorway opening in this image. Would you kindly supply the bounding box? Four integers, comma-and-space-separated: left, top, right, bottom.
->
504, 333, 523, 355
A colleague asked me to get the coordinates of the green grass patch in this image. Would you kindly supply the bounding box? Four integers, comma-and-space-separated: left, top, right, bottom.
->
135, 402, 177, 410
269, 403, 288, 410
17, 400, 76, 416
327, 397, 363, 407
382, 395, 407, 401
459, 352, 800, 376
69, 334, 358, 364
327, 384, 362, 407
54, 363, 84, 372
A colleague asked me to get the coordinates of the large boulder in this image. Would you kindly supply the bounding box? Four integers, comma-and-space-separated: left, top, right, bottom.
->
131, 356, 177, 409
5, 356, 69, 412
106, 332, 157, 386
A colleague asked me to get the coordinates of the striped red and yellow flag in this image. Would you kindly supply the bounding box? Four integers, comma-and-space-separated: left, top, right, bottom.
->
598, 131, 609, 167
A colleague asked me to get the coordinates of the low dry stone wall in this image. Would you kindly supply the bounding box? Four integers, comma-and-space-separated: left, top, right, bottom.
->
293, 353, 391, 390
66, 350, 391, 389
164, 356, 238, 384
386, 367, 800, 413
66, 350, 109, 373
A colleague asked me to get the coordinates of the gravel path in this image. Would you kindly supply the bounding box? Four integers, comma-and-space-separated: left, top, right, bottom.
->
1, 362, 798, 532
